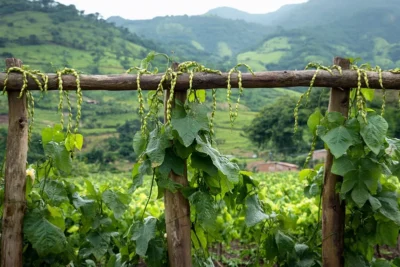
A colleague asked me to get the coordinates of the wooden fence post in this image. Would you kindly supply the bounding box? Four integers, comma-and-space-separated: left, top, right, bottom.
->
322, 57, 350, 267
1, 58, 28, 267
163, 63, 192, 267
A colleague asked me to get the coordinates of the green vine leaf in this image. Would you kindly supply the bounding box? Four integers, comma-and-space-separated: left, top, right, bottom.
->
44, 141, 72, 174
376, 221, 399, 246
133, 131, 147, 157
275, 231, 295, 257
102, 190, 130, 219
130, 159, 152, 194
245, 194, 268, 227
189, 191, 217, 231
368, 196, 382, 211
42, 124, 65, 146
171, 102, 209, 147
190, 152, 218, 177
145, 127, 172, 168
332, 155, 356, 176
24, 209, 67, 257
376, 191, 400, 225
307, 109, 323, 134
41, 180, 69, 205
65, 133, 83, 151
195, 136, 239, 183
145, 238, 165, 267
321, 126, 354, 158
360, 114, 388, 155
341, 159, 381, 207
131, 217, 157, 257
82, 231, 111, 260
361, 88, 374, 102
158, 148, 185, 176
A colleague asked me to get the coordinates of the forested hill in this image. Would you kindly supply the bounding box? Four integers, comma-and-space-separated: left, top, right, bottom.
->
107, 15, 271, 69
0, 0, 159, 73
111, 0, 400, 71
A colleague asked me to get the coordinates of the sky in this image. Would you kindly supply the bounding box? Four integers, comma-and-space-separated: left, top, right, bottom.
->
55, 0, 308, 20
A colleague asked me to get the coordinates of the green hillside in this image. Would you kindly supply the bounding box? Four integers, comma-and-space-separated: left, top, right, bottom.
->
0, 0, 157, 73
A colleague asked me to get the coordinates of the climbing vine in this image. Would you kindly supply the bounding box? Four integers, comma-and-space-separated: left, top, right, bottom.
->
298, 60, 400, 266
1, 53, 400, 266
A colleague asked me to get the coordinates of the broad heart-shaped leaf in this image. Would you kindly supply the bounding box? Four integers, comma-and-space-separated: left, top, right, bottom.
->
188, 89, 206, 103
133, 131, 147, 157
325, 112, 346, 128
377, 191, 400, 225
368, 196, 382, 211
156, 176, 182, 193
41, 180, 69, 205
42, 124, 64, 147
102, 190, 130, 219
158, 148, 185, 176
24, 209, 67, 256
307, 109, 323, 134
83, 231, 111, 260
44, 141, 72, 174
145, 127, 172, 168
130, 159, 152, 194
146, 238, 165, 267
131, 216, 157, 256
189, 191, 217, 231
361, 88, 375, 102
72, 192, 97, 219
275, 231, 295, 256
341, 159, 381, 207
245, 194, 268, 227
264, 234, 278, 261
360, 114, 388, 155
195, 136, 239, 183
191, 152, 218, 177
344, 251, 369, 267
376, 221, 399, 247
65, 133, 83, 151
321, 126, 354, 158
332, 155, 356, 176
171, 102, 209, 147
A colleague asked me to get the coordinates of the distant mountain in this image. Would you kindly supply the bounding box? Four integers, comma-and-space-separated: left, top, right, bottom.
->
205, 0, 400, 29
204, 5, 298, 26
107, 15, 271, 69
235, 0, 400, 71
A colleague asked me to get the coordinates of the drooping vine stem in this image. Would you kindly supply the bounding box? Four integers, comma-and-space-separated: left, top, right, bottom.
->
56, 68, 83, 133
209, 89, 217, 135
226, 63, 254, 127
294, 63, 337, 133
2, 66, 47, 141
166, 70, 178, 125
375, 66, 386, 116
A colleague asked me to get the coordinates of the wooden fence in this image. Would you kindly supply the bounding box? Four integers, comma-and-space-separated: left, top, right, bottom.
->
1, 57, 400, 267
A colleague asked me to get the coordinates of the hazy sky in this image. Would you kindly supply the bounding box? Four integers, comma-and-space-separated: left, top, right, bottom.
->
56, 0, 308, 20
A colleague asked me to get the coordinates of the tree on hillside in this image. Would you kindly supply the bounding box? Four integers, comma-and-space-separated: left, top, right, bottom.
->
244, 90, 329, 156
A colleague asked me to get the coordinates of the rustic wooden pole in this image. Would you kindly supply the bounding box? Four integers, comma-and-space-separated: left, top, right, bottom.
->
322, 57, 350, 267
2, 69, 400, 91
163, 63, 192, 267
1, 58, 28, 267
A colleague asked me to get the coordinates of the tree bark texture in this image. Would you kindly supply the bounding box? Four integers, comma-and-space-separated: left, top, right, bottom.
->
1, 58, 28, 267
1, 69, 400, 91
322, 57, 350, 267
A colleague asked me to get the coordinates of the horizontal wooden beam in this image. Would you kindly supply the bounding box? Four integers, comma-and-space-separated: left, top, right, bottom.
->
1, 70, 400, 91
